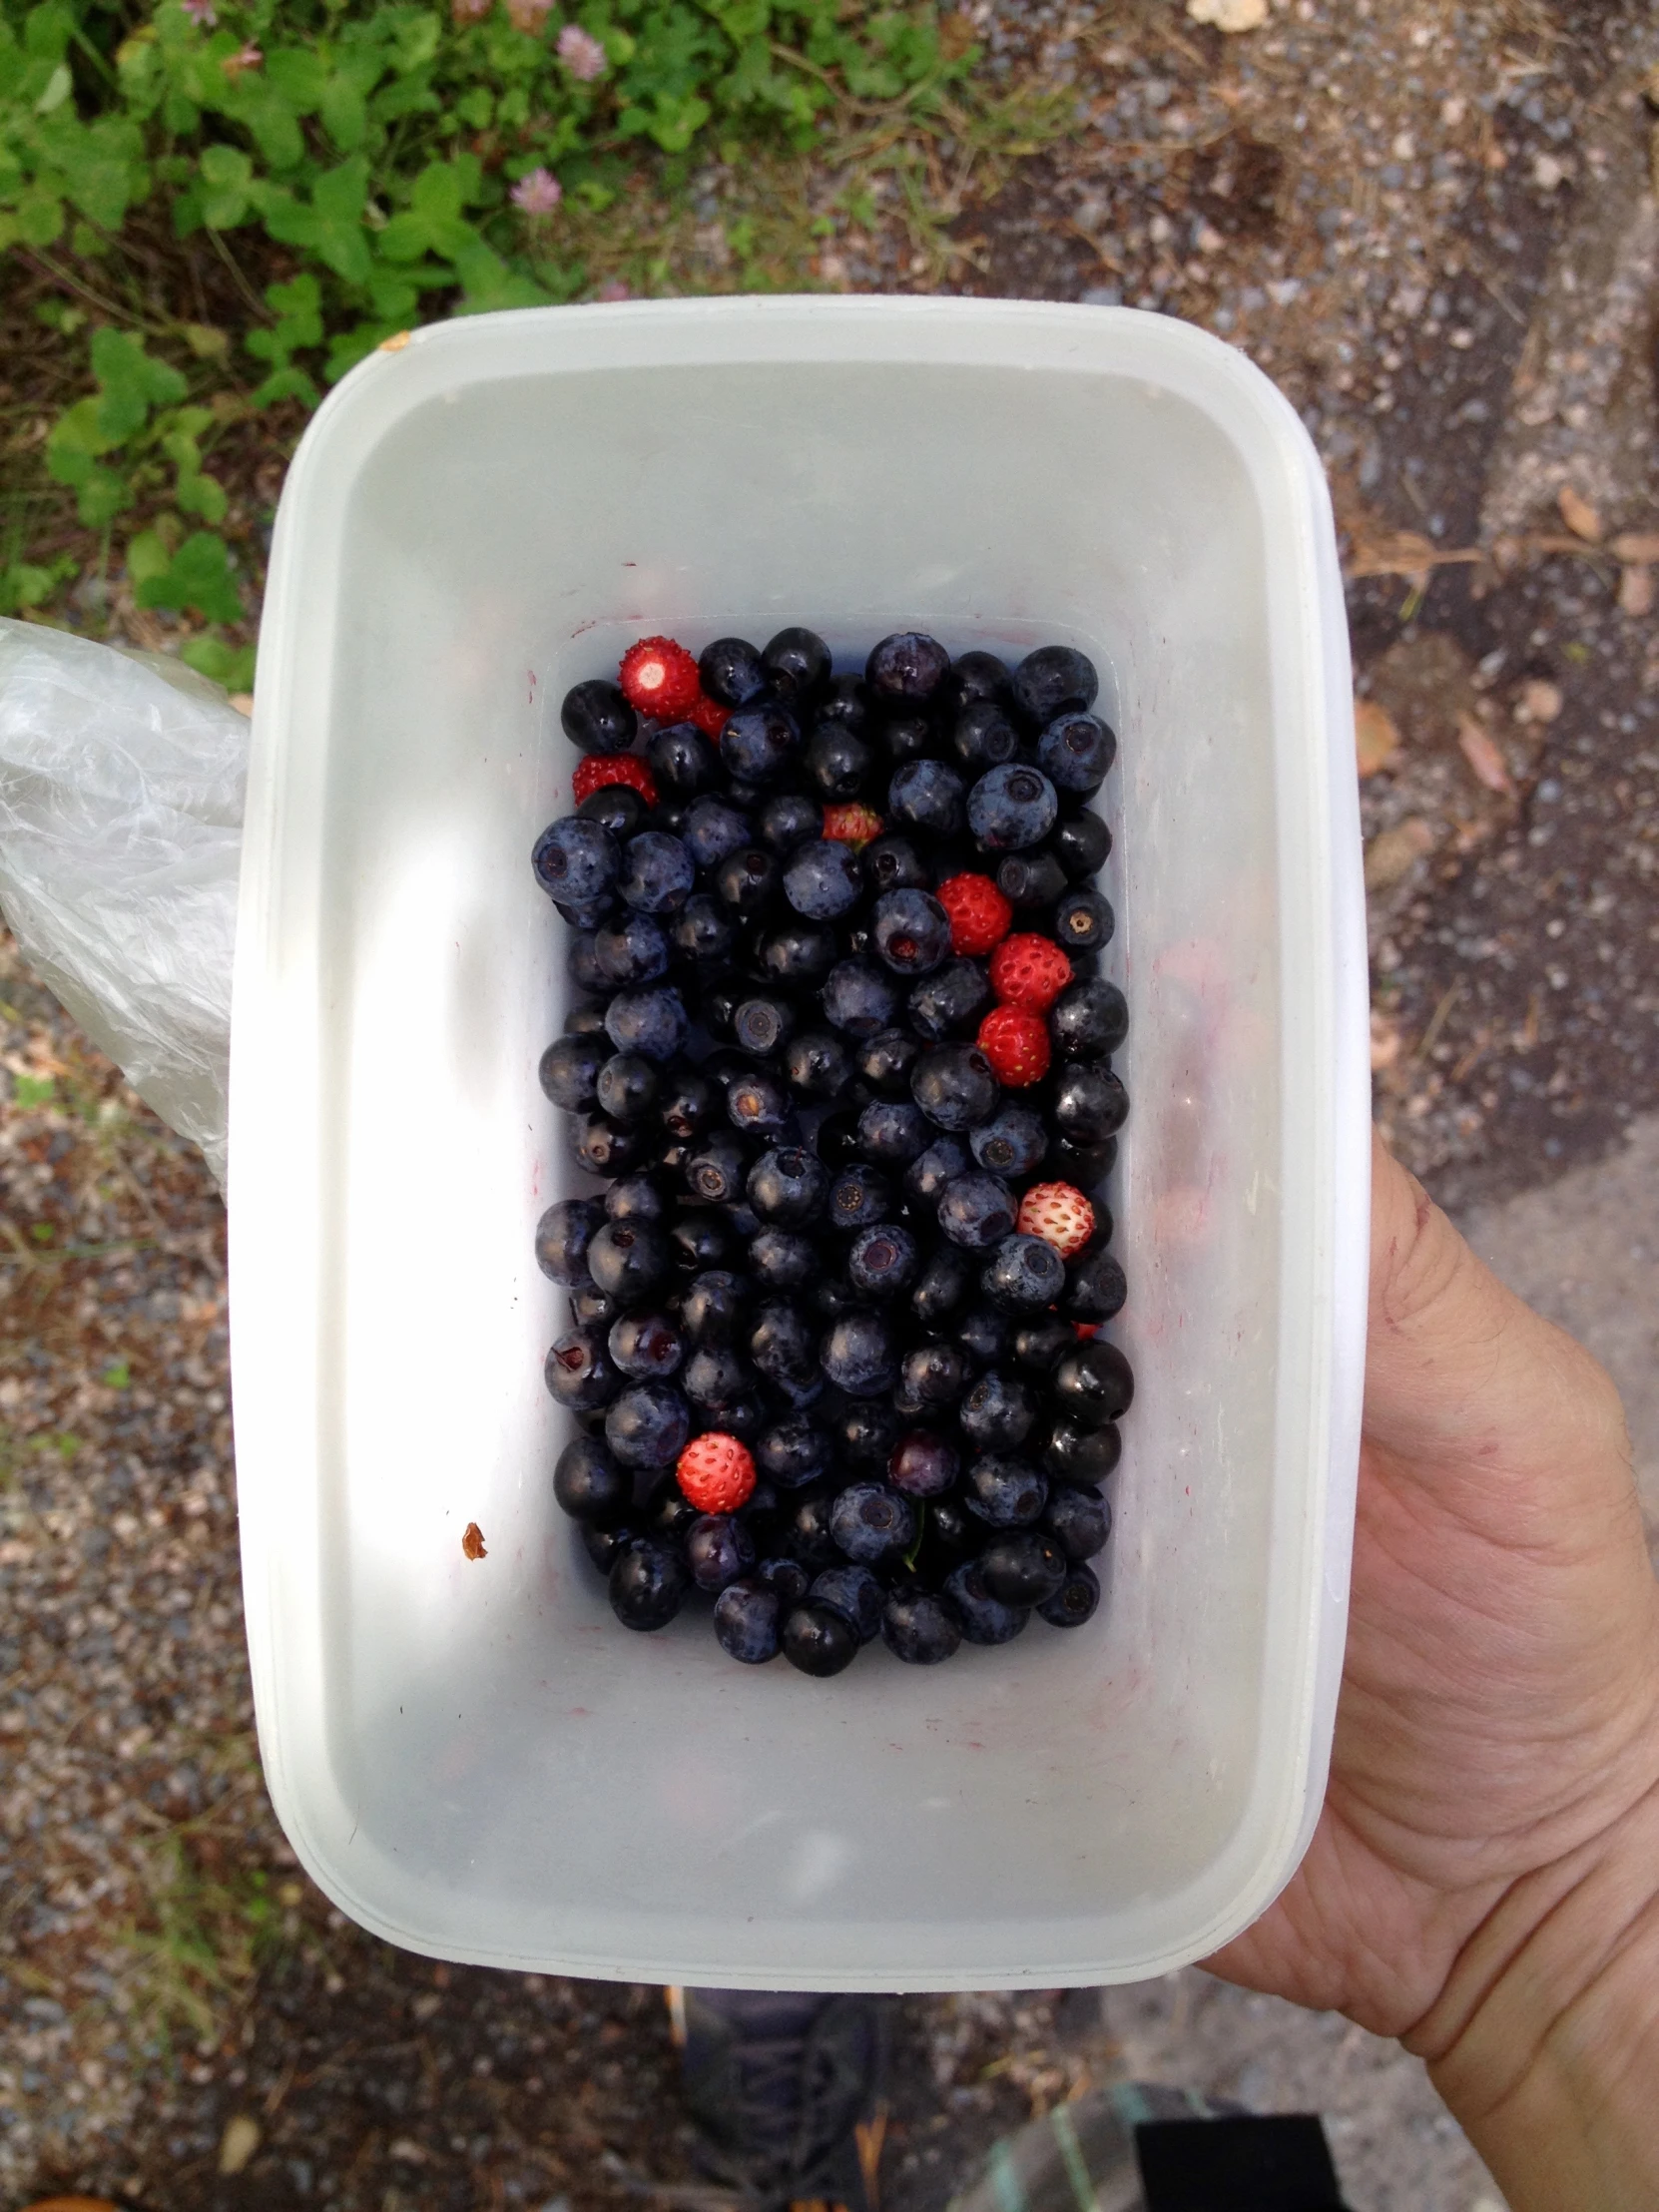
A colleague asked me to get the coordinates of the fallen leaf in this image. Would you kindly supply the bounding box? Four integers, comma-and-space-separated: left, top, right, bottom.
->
1355, 698, 1401, 777
1457, 713, 1515, 796
1557, 484, 1602, 543
1619, 565, 1654, 618
378, 329, 412, 353
1610, 531, 1659, 563
1514, 678, 1563, 725
219, 2114, 262, 2176
462, 1521, 487, 1560
1187, 0, 1268, 27
1364, 818, 1434, 892
228, 691, 255, 717
1370, 1009, 1401, 1071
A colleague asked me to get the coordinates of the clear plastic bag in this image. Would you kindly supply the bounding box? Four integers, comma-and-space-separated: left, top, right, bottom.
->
0, 618, 247, 1189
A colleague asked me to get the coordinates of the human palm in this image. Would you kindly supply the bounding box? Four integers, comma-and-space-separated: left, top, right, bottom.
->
1206, 1131, 1659, 2038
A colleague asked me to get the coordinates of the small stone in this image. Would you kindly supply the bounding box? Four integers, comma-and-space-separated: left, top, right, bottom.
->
1355, 699, 1401, 777
1514, 679, 1564, 726
1364, 819, 1434, 892
1618, 564, 1654, 617
219, 2114, 262, 2175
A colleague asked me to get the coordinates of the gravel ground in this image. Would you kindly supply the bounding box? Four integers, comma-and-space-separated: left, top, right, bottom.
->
7, 1, 1659, 2207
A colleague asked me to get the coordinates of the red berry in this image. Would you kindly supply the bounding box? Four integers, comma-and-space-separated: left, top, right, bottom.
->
688, 692, 731, 739
977, 1005, 1051, 1087
618, 635, 702, 721
1017, 1181, 1097, 1259
989, 932, 1072, 1012
677, 1431, 757, 1514
823, 804, 884, 847
936, 872, 1012, 956
572, 753, 657, 808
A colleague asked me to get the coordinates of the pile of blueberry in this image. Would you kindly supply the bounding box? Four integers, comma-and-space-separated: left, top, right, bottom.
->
533, 627, 1130, 1678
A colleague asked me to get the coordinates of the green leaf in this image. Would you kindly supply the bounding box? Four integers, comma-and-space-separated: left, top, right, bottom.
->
378, 158, 479, 265
24, 3, 74, 65
33, 58, 71, 112
318, 72, 367, 150
13, 1073, 56, 1107
265, 48, 329, 110
198, 142, 254, 228
261, 157, 372, 283
100, 1359, 132, 1389
16, 186, 64, 245
134, 530, 244, 624
181, 634, 257, 691
90, 326, 188, 440
125, 527, 172, 586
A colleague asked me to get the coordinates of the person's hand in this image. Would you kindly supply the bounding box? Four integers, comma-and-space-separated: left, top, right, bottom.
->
1205, 1129, 1659, 2208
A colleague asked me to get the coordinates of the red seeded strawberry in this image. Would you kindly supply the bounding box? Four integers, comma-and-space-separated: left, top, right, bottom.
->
989, 932, 1072, 1012
823, 804, 884, 847
1017, 1181, 1097, 1259
937, 872, 1013, 956
688, 692, 731, 739
677, 1431, 757, 1514
572, 754, 657, 808
977, 1004, 1051, 1087
618, 635, 702, 721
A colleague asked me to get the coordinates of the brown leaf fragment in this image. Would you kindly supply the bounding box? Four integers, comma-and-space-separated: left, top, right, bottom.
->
1364, 818, 1434, 892
462, 1521, 487, 1560
1618, 565, 1654, 617
1457, 713, 1515, 796
1355, 698, 1401, 777
1370, 1009, 1402, 1071
1557, 484, 1602, 543
1609, 532, 1659, 564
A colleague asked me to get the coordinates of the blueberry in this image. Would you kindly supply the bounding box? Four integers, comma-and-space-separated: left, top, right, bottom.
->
958, 1306, 1011, 1367
834, 1400, 901, 1467
1043, 1483, 1112, 1562
813, 1270, 861, 1321
807, 725, 876, 800
609, 1539, 689, 1630
755, 1554, 811, 1605
1053, 1064, 1129, 1145
684, 1345, 754, 1410
671, 894, 736, 964
749, 1301, 821, 1393
866, 631, 949, 705
847, 1224, 919, 1299
567, 932, 606, 994
1053, 886, 1115, 954
861, 834, 929, 897
535, 1198, 602, 1284
821, 957, 902, 1039
1038, 1562, 1101, 1628
879, 713, 934, 766
820, 1311, 897, 1396
563, 1002, 609, 1035
817, 671, 873, 733
594, 912, 669, 987
616, 830, 693, 914
684, 797, 753, 869
762, 628, 832, 705
810, 1563, 885, 1644
553, 892, 613, 933
729, 997, 792, 1059
912, 1045, 1000, 1133
605, 1168, 666, 1215
982, 1234, 1066, 1312
725, 1067, 792, 1138
910, 1246, 973, 1326
538, 1034, 603, 1110
577, 783, 648, 837
721, 702, 801, 784
1049, 1134, 1118, 1191
923, 1494, 978, 1556
686, 1511, 758, 1594
685, 1132, 751, 1205
963, 1453, 1047, 1526
980, 1531, 1069, 1608
887, 1430, 959, 1497
903, 1135, 971, 1207
1052, 811, 1112, 879
648, 721, 720, 796
570, 1112, 651, 1176
828, 1165, 891, 1232
568, 1287, 617, 1331
714, 1577, 782, 1663
758, 791, 825, 854
855, 1028, 922, 1096
762, 921, 838, 986
1011, 646, 1098, 728
595, 1052, 660, 1123
749, 1227, 816, 1291
970, 1107, 1048, 1177
553, 1434, 630, 1523
784, 837, 864, 920
1037, 711, 1116, 796
533, 817, 618, 904
582, 1520, 638, 1574
829, 1480, 915, 1565
715, 845, 782, 916
784, 1030, 852, 1101
1013, 1316, 1076, 1373
782, 1602, 859, 1676
935, 1171, 1016, 1249
881, 1585, 963, 1665
699, 636, 770, 708
604, 986, 687, 1064
967, 764, 1058, 851
757, 1416, 833, 1489
1051, 978, 1128, 1061
1040, 1417, 1122, 1487
1062, 1247, 1127, 1323
609, 1307, 686, 1381
1053, 1341, 1135, 1424
996, 848, 1069, 909
544, 1327, 621, 1410
680, 1270, 752, 1345
951, 700, 1019, 772
748, 1146, 829, 1227
959, 1369, 1037, 1449
870, 887, 951, 977
660, 1070, 722, 1139
943, 1557, 1029, 1645
898, 1343, 969, 1407
561, 678, 638, 753
856, 1099, 930, 1166
888, 759, 965, 840
940, 650, 1011, 714
587, 1220, 674, 1309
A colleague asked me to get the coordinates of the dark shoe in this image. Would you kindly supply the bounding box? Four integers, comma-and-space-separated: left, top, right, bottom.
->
674, 1987, 889, 2212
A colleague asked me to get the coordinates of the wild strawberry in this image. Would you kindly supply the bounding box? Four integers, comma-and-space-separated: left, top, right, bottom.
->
977, 1005, 1051, 1087
572, 753, 657, 808
688, 692, 731, 739
618, 635, 702, 721
677, 1431, 757, 1514
936, 872, 1012, 956
1017, 1181, 1097, 1259
823, 804, 884, 847
989, 932, 1072, 1012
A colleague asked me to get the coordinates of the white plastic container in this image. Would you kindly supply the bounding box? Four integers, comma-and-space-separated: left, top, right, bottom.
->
231, 295, 1369, 1991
